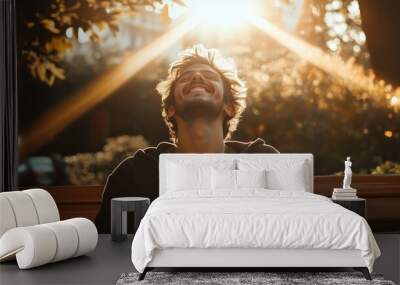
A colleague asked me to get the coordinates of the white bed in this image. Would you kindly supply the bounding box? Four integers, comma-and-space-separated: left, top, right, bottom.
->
131, 154, 380, 280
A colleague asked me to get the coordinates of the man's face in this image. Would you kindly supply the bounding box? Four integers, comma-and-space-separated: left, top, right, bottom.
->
172, 63, 226, 121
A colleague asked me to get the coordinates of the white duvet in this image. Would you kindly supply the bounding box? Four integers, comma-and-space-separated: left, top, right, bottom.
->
131, 190, 380, 273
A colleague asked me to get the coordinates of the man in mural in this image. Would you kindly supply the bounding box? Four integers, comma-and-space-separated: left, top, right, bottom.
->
95, 45, 279, 233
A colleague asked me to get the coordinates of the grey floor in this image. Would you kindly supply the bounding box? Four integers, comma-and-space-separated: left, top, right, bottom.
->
1, 233, 399, 285
373, 233, 400, 284
0, 235, 134, 285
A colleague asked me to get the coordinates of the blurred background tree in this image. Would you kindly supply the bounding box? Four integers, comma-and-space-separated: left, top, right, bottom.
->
65, 135, 149, 185
371, 161, 400, 175
18, 0, 180, 85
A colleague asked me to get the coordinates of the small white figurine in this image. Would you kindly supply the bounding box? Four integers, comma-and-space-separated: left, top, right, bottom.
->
343, 156, 353, 189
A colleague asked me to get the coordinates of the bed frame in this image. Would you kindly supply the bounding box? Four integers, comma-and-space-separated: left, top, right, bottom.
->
140, 248, 370, 280
138, 154, 371, 281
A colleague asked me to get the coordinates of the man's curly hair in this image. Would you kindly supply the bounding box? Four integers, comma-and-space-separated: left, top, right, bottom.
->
156, 44, 247, 144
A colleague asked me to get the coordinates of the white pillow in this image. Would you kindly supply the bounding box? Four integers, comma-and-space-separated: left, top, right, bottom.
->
237, 159, 307, 191
211, 168, 268, 190
266, 166, 306, 191
236, 169, 267, 189
167, 162, 212, 191
212, 168, 236, 190
167, 159, 236, 171
209, 159, 237, 171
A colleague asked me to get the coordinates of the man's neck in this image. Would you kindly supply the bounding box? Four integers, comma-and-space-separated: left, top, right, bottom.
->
175, 118, 225, 153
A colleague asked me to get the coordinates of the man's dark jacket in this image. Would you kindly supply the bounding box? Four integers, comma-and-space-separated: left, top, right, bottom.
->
95, 138, 279, 233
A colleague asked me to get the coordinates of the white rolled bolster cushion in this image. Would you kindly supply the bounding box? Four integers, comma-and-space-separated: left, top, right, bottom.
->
0, 218, 98, 269
0, 189, 60, 237
0, 189, 98, 269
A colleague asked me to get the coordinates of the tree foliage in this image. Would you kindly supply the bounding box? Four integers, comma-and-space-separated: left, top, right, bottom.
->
65, 135, 149, 185
371, 161, 400, 175
19, 0, 171, 85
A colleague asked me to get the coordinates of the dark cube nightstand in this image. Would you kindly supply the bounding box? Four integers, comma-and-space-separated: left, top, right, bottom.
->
331, 198, 366, 218
111, 197, 150, 242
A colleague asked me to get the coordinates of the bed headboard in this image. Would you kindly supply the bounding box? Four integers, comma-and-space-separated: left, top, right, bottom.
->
159, 153, 314, 196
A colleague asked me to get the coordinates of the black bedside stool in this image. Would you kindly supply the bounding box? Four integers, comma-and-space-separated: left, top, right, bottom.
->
331, 198, 366, 218
111, 197, 150, 242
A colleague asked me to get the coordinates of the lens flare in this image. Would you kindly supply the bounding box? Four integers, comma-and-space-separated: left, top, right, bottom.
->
183, 0, 258, 28
390, 96, 399, 106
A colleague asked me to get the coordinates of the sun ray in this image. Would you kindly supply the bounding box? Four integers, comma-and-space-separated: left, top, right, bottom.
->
20, 17, 199, 158
246, 15, 400, 106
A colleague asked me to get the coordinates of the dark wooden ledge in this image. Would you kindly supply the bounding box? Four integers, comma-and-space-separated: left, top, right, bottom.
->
37, 175, 400, 232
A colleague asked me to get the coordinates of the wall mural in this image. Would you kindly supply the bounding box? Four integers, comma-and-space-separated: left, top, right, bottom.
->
16, 0, 400, 187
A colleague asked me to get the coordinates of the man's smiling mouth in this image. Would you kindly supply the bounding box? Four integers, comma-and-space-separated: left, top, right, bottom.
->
184, 83, 213, 95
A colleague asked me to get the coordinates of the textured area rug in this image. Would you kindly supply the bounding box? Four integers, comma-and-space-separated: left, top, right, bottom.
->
116, 272, 395, 285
